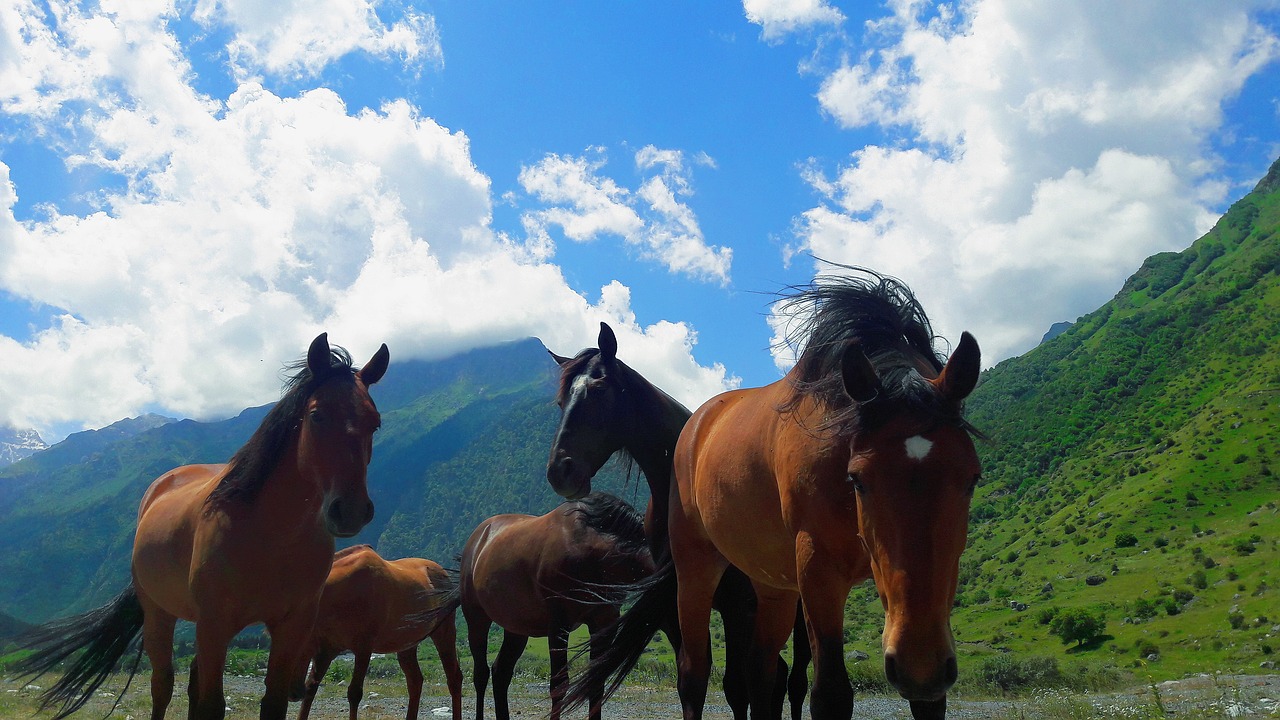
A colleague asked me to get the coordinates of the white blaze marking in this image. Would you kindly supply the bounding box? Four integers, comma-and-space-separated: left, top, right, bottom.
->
904, 435, 933, 461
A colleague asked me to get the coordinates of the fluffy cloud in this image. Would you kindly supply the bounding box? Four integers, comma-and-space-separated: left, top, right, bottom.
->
742, 0, 844, 42
780, 0, 1279, 367
519, 146, 733, 284
0, 0, 733, 438
194, 0, 442, 80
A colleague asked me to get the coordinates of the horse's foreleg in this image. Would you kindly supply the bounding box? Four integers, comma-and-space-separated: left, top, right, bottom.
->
787, 605, 811, 720
190, 624, 233, 720
490, 631, 527, 720
262, 613, 318, 720
797, 549, 856, 720
429, 619, 464, 720
547, 624, 570, 720
463, 607, 492, 720
296, 648, 338, 720
346, 651, 372, 720
138, 598, 176, 720
396, 647, 424, 720
746, 585, 799, 720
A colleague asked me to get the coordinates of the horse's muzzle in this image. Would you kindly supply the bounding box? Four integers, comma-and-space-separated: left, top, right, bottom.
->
883, 651, 957, 702
546, 455, 591, 500
325, 497, 374, 538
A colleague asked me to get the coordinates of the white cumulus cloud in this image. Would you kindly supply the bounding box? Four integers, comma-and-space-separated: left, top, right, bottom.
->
743, 0, 844, 42
0, 0, 733, 439
519, 146, 732, 284
777, 0, 1279, 367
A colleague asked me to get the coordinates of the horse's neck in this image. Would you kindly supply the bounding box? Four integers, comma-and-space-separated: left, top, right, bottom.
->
625, 385, 691, 497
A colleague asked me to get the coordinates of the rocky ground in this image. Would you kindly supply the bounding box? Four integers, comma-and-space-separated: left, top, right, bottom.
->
3, 672, 1278, 719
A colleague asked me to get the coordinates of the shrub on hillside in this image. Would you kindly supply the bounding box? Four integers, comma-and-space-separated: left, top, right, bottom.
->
1049, 607, 1107, 647
1114, 532, 1138, 548
975, 654, 1063, 692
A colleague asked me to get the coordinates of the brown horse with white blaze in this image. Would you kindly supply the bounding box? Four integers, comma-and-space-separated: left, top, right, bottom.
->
669, 269, 981, 720
16, 333, 388, 720
295, 545, 464, 720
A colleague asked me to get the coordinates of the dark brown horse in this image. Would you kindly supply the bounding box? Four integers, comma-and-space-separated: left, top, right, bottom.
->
16, 333, 388, 720
460, 492, 654, 720
295, 544, 463, 720
547, 323, 809, 720
669, 269, 981, 720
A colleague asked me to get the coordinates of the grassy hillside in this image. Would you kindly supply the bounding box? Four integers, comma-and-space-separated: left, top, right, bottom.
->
835, 159, 1280, 685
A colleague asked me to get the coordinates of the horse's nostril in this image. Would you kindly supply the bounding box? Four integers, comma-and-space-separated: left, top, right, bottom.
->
945, 656, 958, 685
883, 654, 899, 687
364, 501, 375, 524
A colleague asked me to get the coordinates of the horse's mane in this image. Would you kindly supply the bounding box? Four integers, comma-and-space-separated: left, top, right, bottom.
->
206, 345, 358, 510
776, 264, 972, 437
568, 492, 647, 553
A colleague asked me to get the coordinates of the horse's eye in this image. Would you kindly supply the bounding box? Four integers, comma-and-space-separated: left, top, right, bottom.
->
309, 410, 325, 425
847, 473, 864, 494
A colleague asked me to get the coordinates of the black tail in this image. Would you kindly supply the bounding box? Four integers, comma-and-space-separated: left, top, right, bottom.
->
563, 559, 679, 710
13, 584, 145, 720
409, 578, 462, 634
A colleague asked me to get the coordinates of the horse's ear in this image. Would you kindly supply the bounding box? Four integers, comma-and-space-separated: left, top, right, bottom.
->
358, 343, 390, 386
308, 333, 331, 376
935, 331, 980, 401
840, 342, 880, 403
548, 349, 573, 366
598, 322, 617, 361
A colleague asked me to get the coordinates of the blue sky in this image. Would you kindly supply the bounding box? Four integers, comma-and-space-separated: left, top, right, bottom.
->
1, 0, 1278, 442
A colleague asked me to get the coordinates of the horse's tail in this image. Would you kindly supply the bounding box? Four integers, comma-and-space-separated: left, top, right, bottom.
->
563, 558, 679, 711
13, 584, 146, 720
412, 571, 462, 634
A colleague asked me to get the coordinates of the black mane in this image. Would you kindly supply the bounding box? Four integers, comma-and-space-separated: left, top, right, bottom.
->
568, 492, 647, 554
206, 345, 358, 510
775, 264, 972, 437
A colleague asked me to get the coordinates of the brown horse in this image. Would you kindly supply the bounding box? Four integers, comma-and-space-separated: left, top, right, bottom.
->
669, 269, 981, 720
295, 545, 464, 720
460, 492, 654, 720
547, 323, 809, 720
16, 333, 388, 720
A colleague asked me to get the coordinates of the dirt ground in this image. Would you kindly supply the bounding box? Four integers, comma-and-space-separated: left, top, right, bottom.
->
4, 672, 1279, 719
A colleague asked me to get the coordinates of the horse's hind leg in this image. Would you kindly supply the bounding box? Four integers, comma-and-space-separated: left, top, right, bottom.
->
464, 607, 492, 720
397, 647, 424, 720
139, 597, 176, 720
490, 631, 527, 720
429, 619, 464, 720
547, 624, 570, 720
297, 647, 339, 720
586, 608, 620, 720
347, 650, 373, 720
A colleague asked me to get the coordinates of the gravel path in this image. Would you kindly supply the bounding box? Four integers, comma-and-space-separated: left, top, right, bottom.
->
5, 672, 1279, 719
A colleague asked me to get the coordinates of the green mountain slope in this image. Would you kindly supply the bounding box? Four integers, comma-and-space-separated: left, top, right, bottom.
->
0, 338, 631, 623
922, 159, 1280, 680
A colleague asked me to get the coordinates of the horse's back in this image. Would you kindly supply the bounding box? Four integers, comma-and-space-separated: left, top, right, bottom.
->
315, 547, 448, 653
